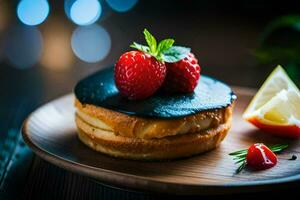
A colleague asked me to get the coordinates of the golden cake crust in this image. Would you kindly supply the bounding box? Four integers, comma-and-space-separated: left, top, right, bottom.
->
75, 98, 233, 139
75, 114, 232, 160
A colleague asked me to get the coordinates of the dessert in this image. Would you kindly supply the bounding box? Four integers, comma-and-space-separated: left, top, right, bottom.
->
74, 29, 236, 160
74, 68, 236, 160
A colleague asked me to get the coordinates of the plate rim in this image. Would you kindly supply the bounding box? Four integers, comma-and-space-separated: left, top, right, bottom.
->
21, 88, 300, 195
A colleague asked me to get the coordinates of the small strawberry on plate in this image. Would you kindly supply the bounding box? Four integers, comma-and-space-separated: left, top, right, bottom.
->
229, 143, 288, 173
246, 143, 278, 170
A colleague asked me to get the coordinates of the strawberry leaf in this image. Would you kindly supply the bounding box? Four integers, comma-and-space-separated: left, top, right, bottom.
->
157, 39, 175, 54
161, 46, 191, 63
143, 29, 157, 54
130, 42, 150, 53
130, 28, 191, 63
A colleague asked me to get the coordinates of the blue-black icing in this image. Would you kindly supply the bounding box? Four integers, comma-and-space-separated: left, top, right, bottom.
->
74, 67, 236, 118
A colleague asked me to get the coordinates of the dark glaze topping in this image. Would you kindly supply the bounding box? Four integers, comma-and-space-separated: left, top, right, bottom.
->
74, 67, 236, 118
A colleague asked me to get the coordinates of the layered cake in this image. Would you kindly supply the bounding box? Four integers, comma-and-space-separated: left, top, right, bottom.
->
74, 29, 236, 160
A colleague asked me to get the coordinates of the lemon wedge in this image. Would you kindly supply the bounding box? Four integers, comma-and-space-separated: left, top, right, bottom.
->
243, 65, 300, 138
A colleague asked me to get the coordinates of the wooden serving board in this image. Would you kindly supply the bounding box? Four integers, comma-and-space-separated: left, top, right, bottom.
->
22, 88, 300, 195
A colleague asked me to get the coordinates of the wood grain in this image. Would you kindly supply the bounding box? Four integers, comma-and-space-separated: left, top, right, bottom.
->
22, 87, 300, 195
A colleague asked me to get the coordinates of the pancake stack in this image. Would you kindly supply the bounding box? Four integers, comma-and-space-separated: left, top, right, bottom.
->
74, 68, 236, 160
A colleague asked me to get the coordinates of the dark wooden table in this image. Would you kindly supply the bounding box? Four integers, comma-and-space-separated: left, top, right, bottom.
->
1, 1, 300, 199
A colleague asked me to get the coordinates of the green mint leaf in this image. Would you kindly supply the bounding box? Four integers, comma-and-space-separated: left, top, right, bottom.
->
143, 29, 157, 54
130, 42, 150, 53
157, 39, 175, 54
130, 28, 190, 62
161, 46, 191, 63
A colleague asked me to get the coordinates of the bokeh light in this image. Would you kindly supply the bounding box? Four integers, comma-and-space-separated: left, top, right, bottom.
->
64, 0, 73, 18
0, 0, 8, 63
105, 0, 138, 12
40, 18, 74, 71
0, 0, 10, 32
17, 0, 50, 26
65, 0, 102, 26
4, 25, 43, 69
71, 24, 111, 63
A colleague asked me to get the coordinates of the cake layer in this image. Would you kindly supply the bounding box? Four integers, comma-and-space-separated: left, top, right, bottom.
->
75, 99, 233, 139
75, 115, 232, 160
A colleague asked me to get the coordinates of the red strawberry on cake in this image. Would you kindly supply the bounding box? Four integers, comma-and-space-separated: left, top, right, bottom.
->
115, 29, 196, 100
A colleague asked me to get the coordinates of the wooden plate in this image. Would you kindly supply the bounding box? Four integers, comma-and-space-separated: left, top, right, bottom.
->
22, 87, 300, 195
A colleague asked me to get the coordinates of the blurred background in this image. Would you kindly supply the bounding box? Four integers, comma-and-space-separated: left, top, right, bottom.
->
1, 0, 300, 102
1, 0, 300, 198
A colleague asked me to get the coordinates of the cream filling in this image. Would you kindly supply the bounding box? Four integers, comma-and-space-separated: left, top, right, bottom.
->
77, 110, 113, 131
77, 109, 214, 138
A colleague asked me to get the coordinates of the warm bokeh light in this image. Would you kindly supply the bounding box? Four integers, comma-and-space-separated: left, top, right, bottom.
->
4, 25, 43, 69
17, 0, 50, 26
105, 0, 138, 12
40, 17, 74, 71
71, 24, 111, 63
65, 0, 102, 26
0, 0, 10, 32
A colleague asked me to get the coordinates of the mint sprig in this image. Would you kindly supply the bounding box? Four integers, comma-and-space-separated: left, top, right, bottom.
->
144, 28, 157, 54
130, 28, 190, 63
162, 46, 191, 63
229, 144, 288, 174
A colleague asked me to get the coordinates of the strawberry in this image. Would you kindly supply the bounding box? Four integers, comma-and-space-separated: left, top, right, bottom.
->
114, 29, 192, 100
229, 144, 287, 173
115, 51, 166, 100
246, 143, 278, 170
163, 53, 201, 93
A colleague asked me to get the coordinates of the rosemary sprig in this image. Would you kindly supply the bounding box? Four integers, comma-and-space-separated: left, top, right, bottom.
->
229, 144, 288, 173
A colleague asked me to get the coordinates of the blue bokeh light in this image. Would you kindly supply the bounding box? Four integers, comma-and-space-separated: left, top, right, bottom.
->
71, 24, 111, 63
105, 0, 138, 12
64, 0, 73, 18
68, 0, 102, 25
4, 25, 43, 69
17, 0, 49, 26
